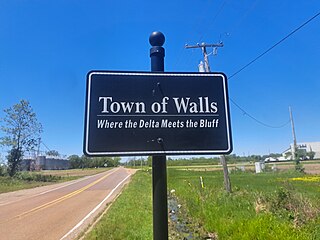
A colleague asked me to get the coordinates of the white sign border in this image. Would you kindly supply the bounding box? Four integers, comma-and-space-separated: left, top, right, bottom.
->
84, 71, 232, 156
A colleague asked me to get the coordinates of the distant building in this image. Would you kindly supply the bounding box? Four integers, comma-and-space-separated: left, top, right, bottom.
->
20, 159, 34, 171
36, 156, 70, 170
20, 156, 69, 171
282, 142, 320, 159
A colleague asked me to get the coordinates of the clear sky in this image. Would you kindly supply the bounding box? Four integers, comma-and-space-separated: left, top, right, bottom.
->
0, 0, 319, 158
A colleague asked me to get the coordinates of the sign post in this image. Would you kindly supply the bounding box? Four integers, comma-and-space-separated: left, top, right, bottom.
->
149, 31, 168, 240
83, 31, 232, 240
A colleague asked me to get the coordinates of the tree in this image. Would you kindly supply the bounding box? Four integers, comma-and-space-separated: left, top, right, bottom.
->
296, 149, 307, 160
0, 100, 42, 176
68, 155, 121, 169
46, 150, 60, 157
306, 151, 315, 160
68, 155, 82, 169
6, 148, 23, 176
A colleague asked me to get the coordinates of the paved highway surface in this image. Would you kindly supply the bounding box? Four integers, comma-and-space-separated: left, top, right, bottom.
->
0, 167, 134, 240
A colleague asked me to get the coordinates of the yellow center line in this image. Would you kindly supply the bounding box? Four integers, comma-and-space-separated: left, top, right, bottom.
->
1, 169, 118, 224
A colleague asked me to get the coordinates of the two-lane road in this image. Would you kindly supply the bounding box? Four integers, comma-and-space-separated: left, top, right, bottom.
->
0, 167, 135, 240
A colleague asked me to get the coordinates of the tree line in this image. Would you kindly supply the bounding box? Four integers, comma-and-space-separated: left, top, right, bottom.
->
123, 154, 292, 167
68, 155, 120, 168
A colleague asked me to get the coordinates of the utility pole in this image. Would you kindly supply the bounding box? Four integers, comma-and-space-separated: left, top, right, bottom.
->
186, 41, 231, 193
289, 106, 297, 161
185, 42, 223, 72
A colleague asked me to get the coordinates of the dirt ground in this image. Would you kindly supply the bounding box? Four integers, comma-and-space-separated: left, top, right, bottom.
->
270, 162, 320, 174
176, 161, 320, 174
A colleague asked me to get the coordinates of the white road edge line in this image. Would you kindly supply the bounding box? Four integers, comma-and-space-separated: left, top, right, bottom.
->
60, 173, 131, 240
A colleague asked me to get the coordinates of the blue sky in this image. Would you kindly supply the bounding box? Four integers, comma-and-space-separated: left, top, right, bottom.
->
0, 0, 319, 158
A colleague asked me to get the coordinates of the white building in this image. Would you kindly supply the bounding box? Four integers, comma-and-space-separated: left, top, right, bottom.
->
282, 142, 320, 159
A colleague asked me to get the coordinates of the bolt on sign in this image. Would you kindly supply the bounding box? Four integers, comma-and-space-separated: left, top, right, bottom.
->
83, 71, 232, 156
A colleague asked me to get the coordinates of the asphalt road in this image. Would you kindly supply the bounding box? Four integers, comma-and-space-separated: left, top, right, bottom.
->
0, 167, 134, 240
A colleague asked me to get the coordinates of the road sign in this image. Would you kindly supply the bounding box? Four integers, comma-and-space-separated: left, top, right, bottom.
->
84, 71, 232, 156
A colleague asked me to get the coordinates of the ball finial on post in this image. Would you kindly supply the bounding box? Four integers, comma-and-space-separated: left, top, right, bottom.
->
149, 31, 165, 47
149, 31, 165, 72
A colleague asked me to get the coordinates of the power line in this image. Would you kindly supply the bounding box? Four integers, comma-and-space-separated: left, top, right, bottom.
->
175, 0, 228, 70
229, 10, 320, 79
184, 42, 291, 128
198, 0, 228, 43
229, 97, 290, 128
41, 141, 51, 152
227, 11, 320, 127
173, 1, 217, 69
227, 0, 260, 37
183, 9, 320, 129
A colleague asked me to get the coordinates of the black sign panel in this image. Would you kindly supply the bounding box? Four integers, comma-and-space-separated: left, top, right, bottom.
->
84, 71, 232, 156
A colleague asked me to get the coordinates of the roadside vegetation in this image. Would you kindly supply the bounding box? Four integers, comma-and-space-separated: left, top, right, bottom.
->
167, 168, 320, 239
0, 168, 111, 194
84, 170, 153, 240
85, 165, 320, 240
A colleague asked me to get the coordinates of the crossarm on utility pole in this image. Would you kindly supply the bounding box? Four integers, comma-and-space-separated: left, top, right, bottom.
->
185, 42, 224, 74
185, 42, 224, 49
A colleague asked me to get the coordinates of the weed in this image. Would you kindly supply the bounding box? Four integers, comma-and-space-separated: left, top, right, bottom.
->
295, 162, 305, 173
255, 187, 320, 228
14, 171, 61, 182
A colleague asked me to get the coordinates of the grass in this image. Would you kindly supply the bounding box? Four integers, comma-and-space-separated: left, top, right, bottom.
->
0, 176, 51, 193
5, 164, 319, 239
83, 167, 320, 239
0, 168, 111, 194
84, 170, 153, 240
167, 169, 320, 239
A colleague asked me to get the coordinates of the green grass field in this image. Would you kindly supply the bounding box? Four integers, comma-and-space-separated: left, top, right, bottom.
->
85, 168, 320, 240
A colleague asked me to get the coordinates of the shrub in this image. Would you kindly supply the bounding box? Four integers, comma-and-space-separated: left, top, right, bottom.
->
14, 172, 61, 182
255, 187, 319, 227
295, 162, 305, 173
0, 164, 7, 176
